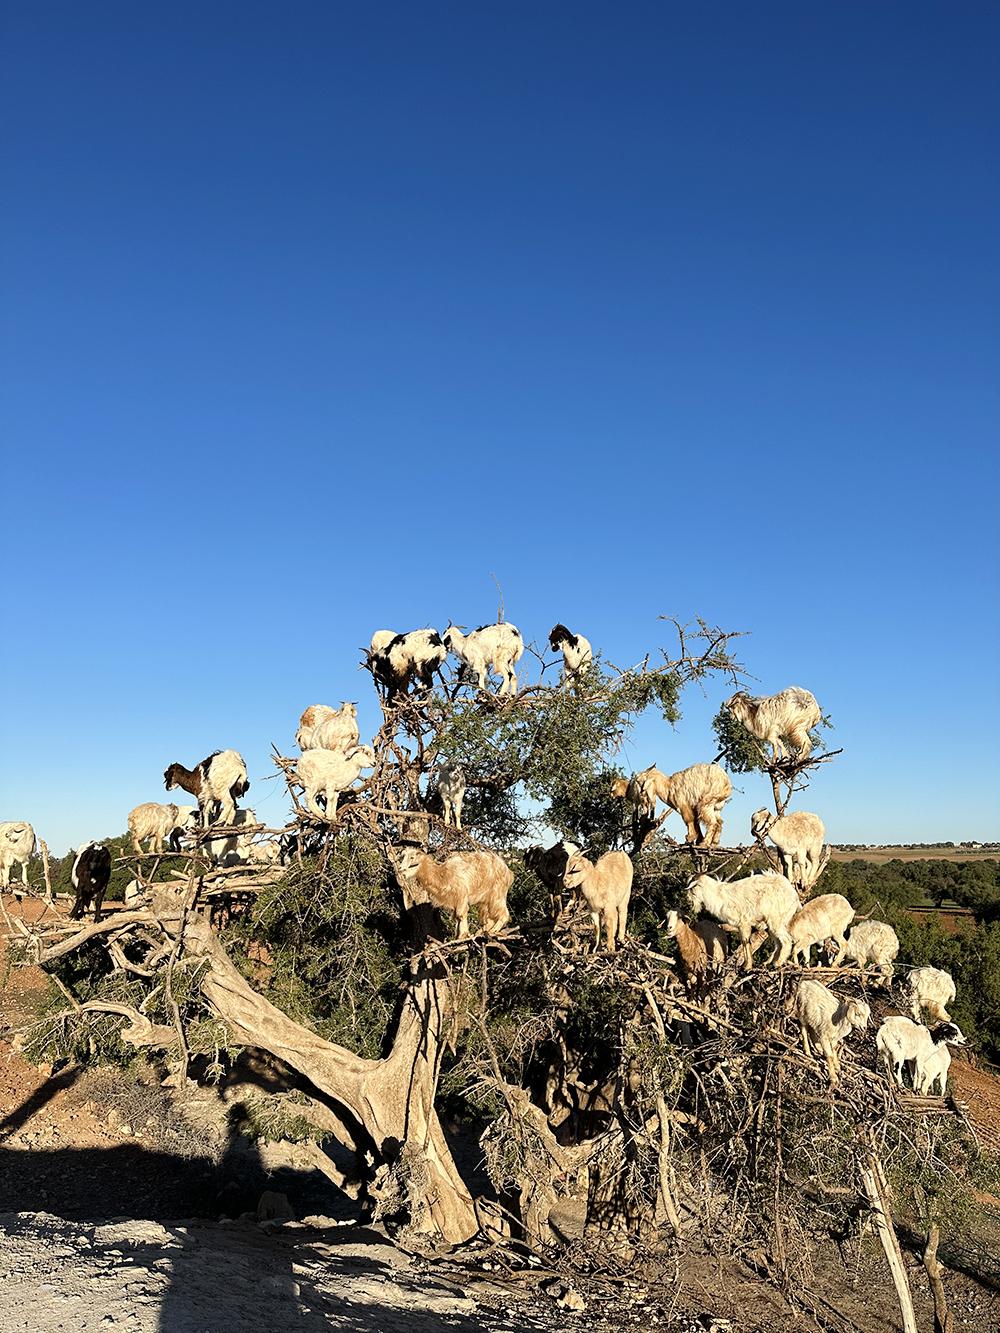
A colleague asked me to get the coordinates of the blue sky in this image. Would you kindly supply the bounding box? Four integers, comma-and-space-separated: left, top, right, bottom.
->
1, 2, 997, 853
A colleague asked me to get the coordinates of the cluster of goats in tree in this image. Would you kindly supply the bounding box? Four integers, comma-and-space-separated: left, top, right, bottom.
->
2, 615, 966, 1108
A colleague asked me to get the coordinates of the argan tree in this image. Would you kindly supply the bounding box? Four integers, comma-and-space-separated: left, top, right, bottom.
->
11, 617, 825, 1245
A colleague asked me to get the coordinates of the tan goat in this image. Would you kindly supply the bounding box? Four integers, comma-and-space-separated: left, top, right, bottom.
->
639, 763, 732, 846
393, 847, 512, 938
563, 850, 633, 953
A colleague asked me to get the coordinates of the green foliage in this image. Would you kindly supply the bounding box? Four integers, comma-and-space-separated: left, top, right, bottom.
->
711, 704, 769, 774
225, 828, 403, 1060
827, 858, 1000, 1061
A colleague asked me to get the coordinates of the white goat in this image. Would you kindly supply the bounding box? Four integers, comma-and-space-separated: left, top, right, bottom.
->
876, 1016, 966, 1093
443, 622, 524, 696
688, 872, 799, 968
296, 702, 360, 754
639, 763, 732, 846
664, 910, 727, 991
369, 629, 446, 699
0, 822, 35, 891
394, 846, 512, 937
908, 966, 957, 1024
794, 979, 871, 1084
839, 920, 899, 980
562, 850, 633, 953
433, 763, 466, 829
751, 808, 827, 890
725, 687, 822, 761
295, 745, 376, 822
786, 893, 855, 967
164, 750, 250, 828
524, 839, 581, 917
203, 808, 262, 866
127, 802, 196, 855
548, 624, 593, 685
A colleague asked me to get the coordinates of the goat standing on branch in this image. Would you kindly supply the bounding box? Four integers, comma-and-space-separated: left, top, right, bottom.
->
368, 630, 447, 701
794, 978, 870, 1085
163, 750, 249, 828
636, 762, 732, 846
563, 850, 633, 953
525, 839, 580, 918
70, 841, 112, 921
751, 808, 828, 892
393, 846, 512, 938
443, 622, 524, 696
725, 686, 822, 761
688, 871, 799, 969
294, 745, 376, 822
548, 623, 592, 687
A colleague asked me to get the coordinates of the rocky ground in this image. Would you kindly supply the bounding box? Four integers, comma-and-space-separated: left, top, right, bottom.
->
3, 894, 1000, 1332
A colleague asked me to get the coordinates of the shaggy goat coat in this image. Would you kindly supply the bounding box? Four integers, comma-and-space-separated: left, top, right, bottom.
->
127, 802, 192, 855
525, 839, 581, 917
296, 702, 360, 754
548, 624, 593, 684
725, 687, 822, 761
0, 822, 35, 889
907, 966, 957, 1024
394, 847, 512, 937
163, 750, 250, 828
640, 763, 732, 846
786, 893, 855, 967
839, 920, 899, 979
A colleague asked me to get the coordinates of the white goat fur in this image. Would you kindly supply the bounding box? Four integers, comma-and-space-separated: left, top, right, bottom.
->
786, 893, 855, 967
295, 745, 375, 821
433, 763, 466, 829
688, 872, 799, 968
751, 809, 827, 890
0, 822, 35, 889
908, 966, 956, 1024
563, 851, 633, 953
725, 687, 822, 761
548, 624, 593, 684
876, 1016, 966, 1093
296, 702, 359, 754
640, 763, 732, 846
443, 623, 524, 696
839, 920, 899, 979
203, 808, 261, 866
127, 802, 194, 855
794, 979, 871, 1084
394, 847, 512, 937
664, 910, 727, 988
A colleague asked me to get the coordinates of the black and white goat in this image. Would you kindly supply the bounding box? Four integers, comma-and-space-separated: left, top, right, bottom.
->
70, 841, 112, 920
548, 624, 593, 686
368, 629, 447, 700
163, 750, 250, 828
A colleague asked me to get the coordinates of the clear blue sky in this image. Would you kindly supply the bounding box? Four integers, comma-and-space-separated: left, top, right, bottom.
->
1, 2, 997, 854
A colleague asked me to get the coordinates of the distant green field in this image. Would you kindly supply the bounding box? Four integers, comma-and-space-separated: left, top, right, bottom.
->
830, 847, 997, 865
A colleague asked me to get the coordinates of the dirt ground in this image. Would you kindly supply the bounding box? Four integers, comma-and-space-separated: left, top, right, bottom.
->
4, 893, 1000, 1332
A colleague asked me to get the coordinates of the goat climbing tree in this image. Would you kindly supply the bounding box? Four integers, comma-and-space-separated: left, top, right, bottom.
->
10, 618, 851, 1246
